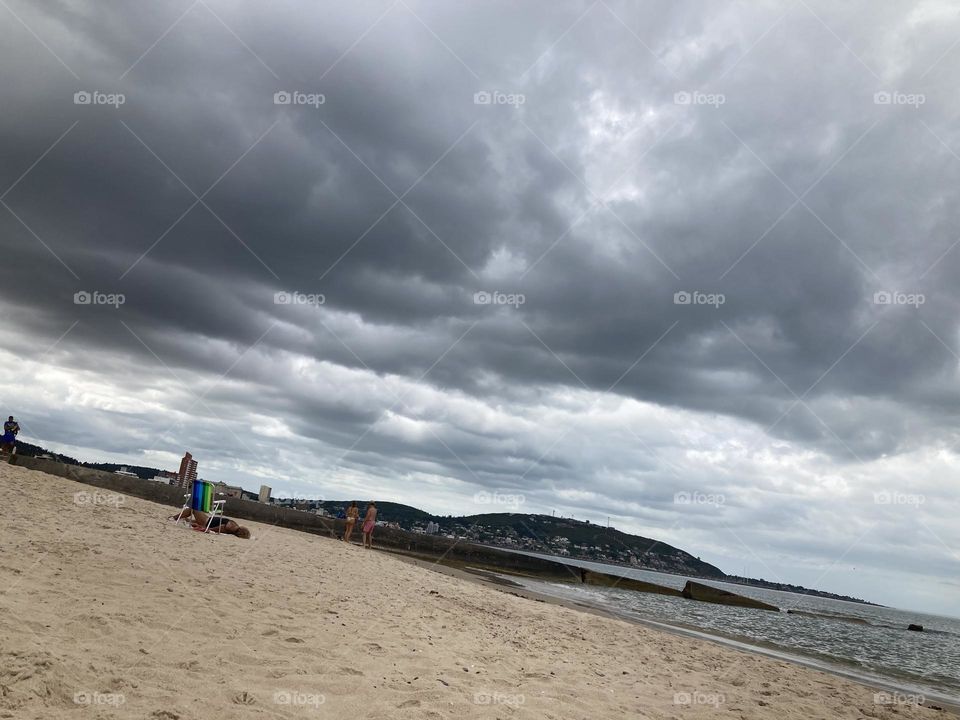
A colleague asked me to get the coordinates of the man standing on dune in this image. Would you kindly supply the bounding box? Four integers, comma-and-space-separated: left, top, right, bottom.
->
1, 416, 20, 456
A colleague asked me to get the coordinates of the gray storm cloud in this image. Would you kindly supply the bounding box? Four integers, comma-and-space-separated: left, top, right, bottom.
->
1, 0, 958, 612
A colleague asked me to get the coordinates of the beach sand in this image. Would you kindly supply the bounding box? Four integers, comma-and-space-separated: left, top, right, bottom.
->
0, 461, 950, 719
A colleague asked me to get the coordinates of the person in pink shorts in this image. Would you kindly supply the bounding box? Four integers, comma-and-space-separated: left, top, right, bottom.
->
361, 501, 377, 549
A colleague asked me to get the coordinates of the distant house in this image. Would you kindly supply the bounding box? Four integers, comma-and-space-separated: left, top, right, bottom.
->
212, 481, 244, 499
113, 466, 139, 478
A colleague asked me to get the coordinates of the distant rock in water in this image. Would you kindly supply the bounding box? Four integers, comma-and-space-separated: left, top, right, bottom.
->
908, 624, 924, 632
786, 609, 869, 625
681, 581, 779, 612
580, 569, 681, 597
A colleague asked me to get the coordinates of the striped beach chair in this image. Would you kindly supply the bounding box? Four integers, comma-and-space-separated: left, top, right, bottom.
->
176, 480, 227, 533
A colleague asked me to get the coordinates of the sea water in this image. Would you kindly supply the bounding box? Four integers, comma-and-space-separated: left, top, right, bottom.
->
502, 553, 960, 703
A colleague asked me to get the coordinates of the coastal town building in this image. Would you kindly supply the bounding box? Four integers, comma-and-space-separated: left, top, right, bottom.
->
174, 452, 198, 489
212, 481, 244, 499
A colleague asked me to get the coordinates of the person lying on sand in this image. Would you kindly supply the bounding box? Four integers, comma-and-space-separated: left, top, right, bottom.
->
170, 508, 251, 538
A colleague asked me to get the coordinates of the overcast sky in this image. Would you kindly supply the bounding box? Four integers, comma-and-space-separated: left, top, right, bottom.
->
2, 0, 959, 615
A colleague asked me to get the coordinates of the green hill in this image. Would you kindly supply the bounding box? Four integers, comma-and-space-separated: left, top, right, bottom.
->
317, 500, 724, 578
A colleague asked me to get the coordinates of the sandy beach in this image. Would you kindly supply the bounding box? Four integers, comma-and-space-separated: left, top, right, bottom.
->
0, 462, 950, 720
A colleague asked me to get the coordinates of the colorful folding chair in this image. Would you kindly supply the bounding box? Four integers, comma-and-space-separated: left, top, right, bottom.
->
175, 481, 226, 533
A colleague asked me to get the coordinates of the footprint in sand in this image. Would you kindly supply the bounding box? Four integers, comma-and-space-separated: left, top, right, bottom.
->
150, 712, 180, 720
233, 691, 256, 705
284, 637, 304, 643
340, 667, 364, 676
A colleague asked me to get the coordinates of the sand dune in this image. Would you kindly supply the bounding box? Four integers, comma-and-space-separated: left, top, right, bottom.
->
0, 461, 948, 719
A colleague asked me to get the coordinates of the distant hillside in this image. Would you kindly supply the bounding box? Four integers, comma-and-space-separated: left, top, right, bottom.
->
462, 512, 725, 577
722, 576, 877, 606
318, 500, 434, 524
317, 500, 724, 578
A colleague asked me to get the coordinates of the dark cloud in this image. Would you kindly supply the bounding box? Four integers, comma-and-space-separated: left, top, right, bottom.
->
2, 0, 959, 613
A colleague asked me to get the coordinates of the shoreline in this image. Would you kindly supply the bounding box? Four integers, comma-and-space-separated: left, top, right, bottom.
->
3, 461, 955, 719
488, 545, 883, 607
392, 553, 960, 715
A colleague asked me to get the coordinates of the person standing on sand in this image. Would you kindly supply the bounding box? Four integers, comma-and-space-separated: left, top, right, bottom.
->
362, 501, 377, 549
343, 501, 360, 543
1, 416, 20, 456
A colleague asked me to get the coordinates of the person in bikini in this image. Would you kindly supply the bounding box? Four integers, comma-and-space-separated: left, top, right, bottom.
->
170, 508, 251, 538
343, 501, 360, 543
